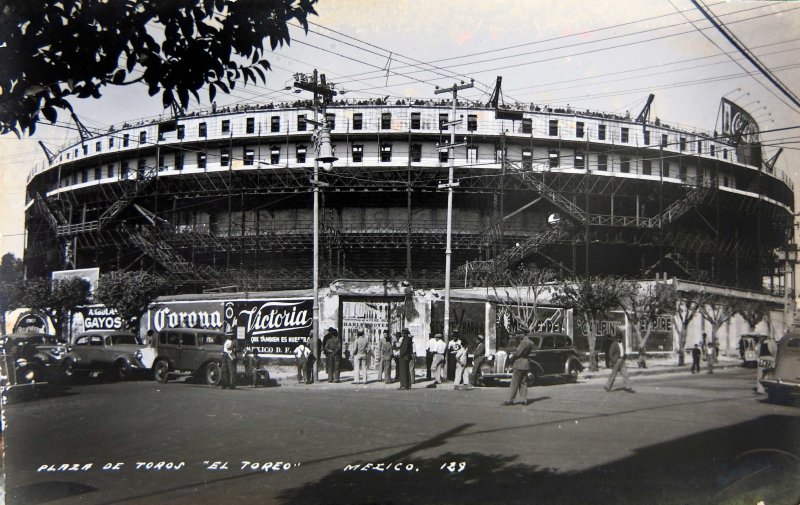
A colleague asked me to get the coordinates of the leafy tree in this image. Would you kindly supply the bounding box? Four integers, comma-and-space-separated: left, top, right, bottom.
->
0, 0, 318, 135
0, 253, 24, 335
16, 277, 91, 340
491, 265, 556, 335
699, 295, 740, 359
552, 275, 628, 371
670, 286, 713, 366
618, 281, 677, 368
739, 300, 769, 333
94, 271, 169, 331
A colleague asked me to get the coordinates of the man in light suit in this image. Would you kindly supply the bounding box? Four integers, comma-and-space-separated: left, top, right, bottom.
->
503, 332, 534, 406
605, 334, 634, 392
352, 329, 369, 384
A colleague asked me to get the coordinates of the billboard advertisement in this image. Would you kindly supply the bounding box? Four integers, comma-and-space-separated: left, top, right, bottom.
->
147, 298, 312, 356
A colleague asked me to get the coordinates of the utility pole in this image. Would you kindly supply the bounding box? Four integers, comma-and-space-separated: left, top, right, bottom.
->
294, 69, 337, 382
434, 79, 473, 376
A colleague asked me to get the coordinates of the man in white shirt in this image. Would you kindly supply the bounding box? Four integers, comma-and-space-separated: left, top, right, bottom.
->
293, 338, 311, 383
221, 336, 237, 389
430, 334, 447, 385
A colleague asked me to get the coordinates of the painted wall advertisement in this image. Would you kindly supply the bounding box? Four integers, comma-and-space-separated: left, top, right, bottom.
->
147, 298, 312, 356
495, 305, 565, 349
629, 315, 674, 353
431, 300, 486, 350
572, 312, 626, 354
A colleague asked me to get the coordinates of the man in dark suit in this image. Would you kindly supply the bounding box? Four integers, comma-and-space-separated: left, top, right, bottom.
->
397, 328, 413, 390
503, 332, 534, 405
468, 334, 486, 386
690, 343, 701, 374
605, 334, 633, 392
323, 328, 342, 383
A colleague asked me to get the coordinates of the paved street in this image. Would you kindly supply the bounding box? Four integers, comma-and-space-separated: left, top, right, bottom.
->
3, 367, 799, 505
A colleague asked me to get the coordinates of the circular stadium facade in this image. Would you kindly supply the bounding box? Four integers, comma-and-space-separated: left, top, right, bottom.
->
24, 101, 795, 294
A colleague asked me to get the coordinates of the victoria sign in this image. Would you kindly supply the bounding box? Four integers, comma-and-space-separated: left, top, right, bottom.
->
148, 298, 312, 356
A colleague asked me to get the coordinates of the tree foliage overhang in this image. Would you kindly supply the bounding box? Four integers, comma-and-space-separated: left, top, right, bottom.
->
0, 0, 318, 136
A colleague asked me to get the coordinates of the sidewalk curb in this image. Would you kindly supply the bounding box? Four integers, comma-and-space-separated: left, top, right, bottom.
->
581, 361, 743, 380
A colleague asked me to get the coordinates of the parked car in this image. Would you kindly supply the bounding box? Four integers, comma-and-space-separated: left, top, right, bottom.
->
64, 331, 149, 379
1, 332, 67, 386
152, 329, 268, 386
478, 332, 584, 386
760, 332, 800, 404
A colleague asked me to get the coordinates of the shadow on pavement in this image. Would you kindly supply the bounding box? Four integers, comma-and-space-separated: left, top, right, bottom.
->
276, 415, 800, 505
9, 481, 97, 505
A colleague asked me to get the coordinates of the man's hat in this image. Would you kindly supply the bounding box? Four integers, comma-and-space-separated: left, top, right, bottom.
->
357, 329, 364, 336
401, 328, 411, 335
434, 333, 443, 338
394, 331, 402, 337
476, 334, 484, 341
327, 327, 338, 334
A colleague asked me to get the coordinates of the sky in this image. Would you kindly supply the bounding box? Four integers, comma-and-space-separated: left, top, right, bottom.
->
1, 0, 799, 259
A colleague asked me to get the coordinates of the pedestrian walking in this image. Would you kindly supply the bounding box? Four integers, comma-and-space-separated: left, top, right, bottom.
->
429, 333, 446, 385
691, 343, 701, 374
707, 341, 715, 375
397, 328, 413, 390
425, 334, 436, 380
447, 330, 462, 381
453, 341, 468, 388
700, 332, 708, 361
306, 331, 320, 384
221, 335, 237, 390
379, 333, 394, 383
409, 345, 417, 385
468, 334, 487, 386
504, 332, 534, 405
322, 327, 337, 380
293, 338, 311, 383
352, 329, 369, 384
605, 334, 633, 392
323, 327, 342, 383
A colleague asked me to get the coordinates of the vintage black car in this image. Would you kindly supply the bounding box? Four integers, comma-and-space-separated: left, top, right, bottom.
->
152, 328, 268, 386
478, 332, 584, 386
64, 331, 149, 379
1, 332, 67, 386
761, 332, 800, 404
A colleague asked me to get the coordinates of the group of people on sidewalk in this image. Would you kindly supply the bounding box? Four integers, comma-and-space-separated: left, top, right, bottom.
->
289, 327, 487, 390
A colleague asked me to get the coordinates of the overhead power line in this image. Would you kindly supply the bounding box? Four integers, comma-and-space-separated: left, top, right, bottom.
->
691, 0, 800, 113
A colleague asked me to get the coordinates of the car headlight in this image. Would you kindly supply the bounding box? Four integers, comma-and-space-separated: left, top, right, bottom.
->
134, 350, 143, 361
52, 349, 61, 356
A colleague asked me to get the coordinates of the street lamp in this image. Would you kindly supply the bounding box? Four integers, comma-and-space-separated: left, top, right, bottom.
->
294, 69, 337, 381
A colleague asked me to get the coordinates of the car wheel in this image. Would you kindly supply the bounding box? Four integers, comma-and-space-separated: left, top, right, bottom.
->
153, 360, 170, 383
62, 359, 76, 379
526, 371, 537, 387
114, 359, 132, 380
567, 362, 580, 383
205, 362, 222, 386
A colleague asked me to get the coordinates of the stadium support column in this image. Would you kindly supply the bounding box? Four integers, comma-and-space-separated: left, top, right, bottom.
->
435, 80, 473, 374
